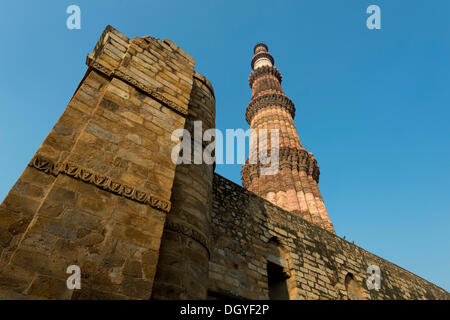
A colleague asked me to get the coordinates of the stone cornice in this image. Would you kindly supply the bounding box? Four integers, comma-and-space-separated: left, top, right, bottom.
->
248, 65, 282, 88
86, 54, 188, 117
114, 69, 188, 116
245, 93, 296, 124
29, 155, 171, 213
241, 147, 320, 188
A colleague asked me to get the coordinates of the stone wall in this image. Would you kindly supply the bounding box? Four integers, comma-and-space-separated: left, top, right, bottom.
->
0, 26, 198, 300
209, 173, 449, 300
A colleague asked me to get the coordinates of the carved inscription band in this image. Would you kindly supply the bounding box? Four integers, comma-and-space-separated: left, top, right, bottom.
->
165, 221, 210, 255
29, 155, 171, 213
248, 65, 282, 87
246, 93, 296, 124
241, 147, 321, 189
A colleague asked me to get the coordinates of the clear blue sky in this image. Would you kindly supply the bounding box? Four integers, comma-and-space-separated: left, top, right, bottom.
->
1, 0, 449, 291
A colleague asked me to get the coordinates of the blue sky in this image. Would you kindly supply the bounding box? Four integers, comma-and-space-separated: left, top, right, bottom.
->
0, 0, 449, 291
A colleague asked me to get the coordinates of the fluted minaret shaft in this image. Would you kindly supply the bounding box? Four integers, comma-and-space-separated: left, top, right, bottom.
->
241, 43, 335, 233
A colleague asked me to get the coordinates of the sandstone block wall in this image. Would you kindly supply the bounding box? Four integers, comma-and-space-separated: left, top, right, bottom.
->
209, 174, 449, 300
0, 25, 199, 300
152, 72, 216, 299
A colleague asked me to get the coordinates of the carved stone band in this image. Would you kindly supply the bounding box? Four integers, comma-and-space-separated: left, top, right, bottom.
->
29, 155, 171, 213
248, 65, 282, 87
241, 147, 321, 188
246, 93, 296, 124
165, 221, 210, 255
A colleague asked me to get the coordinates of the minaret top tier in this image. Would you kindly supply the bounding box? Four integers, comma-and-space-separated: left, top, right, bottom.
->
251, 43, 274, 70
247, 43, 285, 107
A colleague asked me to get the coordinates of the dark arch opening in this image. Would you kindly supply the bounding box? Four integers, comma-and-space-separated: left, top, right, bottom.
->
267, 261, 289, 300
266, 237, 290, 300
268, 236, 281, 245
345, 273, 365, 300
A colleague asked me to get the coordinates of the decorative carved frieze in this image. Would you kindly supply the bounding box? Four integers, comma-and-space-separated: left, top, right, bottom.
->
248, 65, 282, 87
245, 93, 295, 124
85, 55, 113, 77
165, 220, 210, 255
241, 147, 320, 188
307, 155, 320, 183
29, 155, 171, 213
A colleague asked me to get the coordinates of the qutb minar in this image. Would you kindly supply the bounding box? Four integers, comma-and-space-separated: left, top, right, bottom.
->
242, 43, 334, 233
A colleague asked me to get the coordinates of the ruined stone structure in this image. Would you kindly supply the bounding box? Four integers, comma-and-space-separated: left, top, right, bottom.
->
0, 26, 447, 300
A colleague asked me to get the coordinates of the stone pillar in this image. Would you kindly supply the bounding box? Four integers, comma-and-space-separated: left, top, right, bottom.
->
152, 73, 215, 299
0, 25, 197, 299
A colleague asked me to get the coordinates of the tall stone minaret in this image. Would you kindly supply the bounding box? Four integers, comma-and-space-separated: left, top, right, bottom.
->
241, 43, 335, 233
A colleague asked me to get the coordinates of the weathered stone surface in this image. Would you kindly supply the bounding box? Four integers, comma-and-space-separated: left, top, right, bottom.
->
209, 174, 449, 300
152, 73, 215, 300
27, 275, 72, 300
86, 25, 196, 116
0, 26, 196, 300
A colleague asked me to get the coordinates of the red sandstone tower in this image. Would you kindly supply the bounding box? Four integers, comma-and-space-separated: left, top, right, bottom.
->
241, 43, 335, 233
